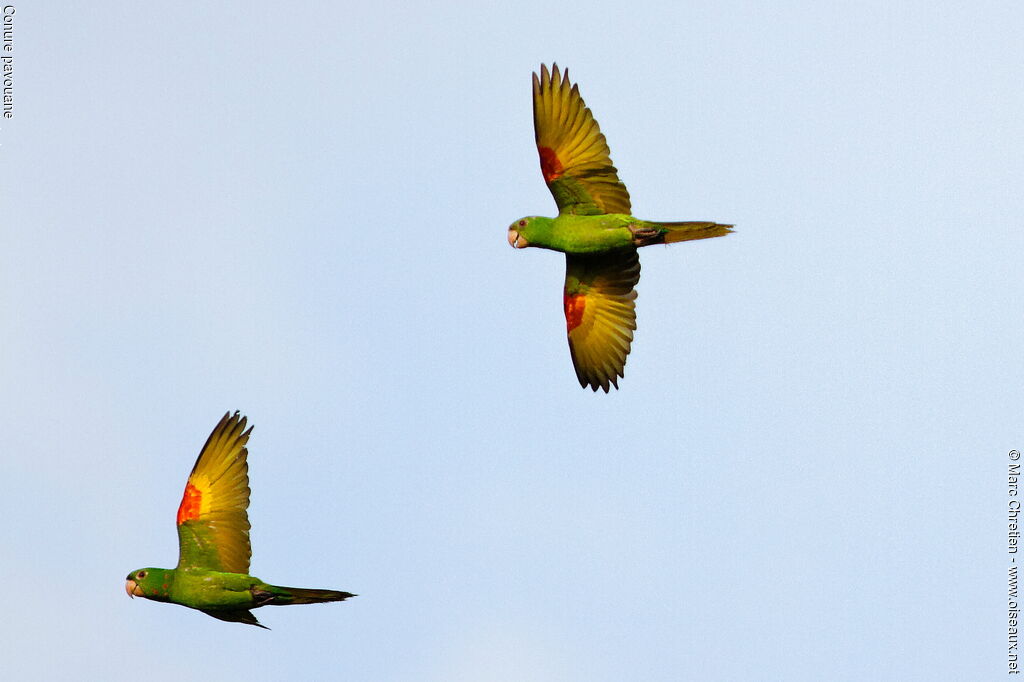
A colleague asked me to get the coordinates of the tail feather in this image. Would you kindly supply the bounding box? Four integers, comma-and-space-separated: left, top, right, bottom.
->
657, 221, 733, 244
262, 585, 356, 605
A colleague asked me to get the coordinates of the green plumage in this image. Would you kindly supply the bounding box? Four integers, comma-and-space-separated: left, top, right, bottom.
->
508, 64, 732, 391
511, 214, 731, 253
126, 567, 353, 629
126, 413, 354, 628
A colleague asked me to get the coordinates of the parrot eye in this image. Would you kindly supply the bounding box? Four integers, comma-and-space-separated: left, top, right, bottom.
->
137, 570, 147, 579
518, 220, 526, 227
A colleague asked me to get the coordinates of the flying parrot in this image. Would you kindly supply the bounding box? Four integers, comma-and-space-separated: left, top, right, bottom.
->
507, 64, 733, 392
125, 412, 354, 628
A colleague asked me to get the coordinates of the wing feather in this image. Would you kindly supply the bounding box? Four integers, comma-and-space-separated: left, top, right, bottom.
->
564, 250, 641, 391
533, 64, 631, 216
175, 412, 253, 573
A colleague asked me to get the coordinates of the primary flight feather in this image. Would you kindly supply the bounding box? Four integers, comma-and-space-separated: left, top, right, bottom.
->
508, 64, 732, 391
125, 412, 354, 628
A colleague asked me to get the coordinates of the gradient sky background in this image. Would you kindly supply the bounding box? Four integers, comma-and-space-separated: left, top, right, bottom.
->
3, 2, 1022, 680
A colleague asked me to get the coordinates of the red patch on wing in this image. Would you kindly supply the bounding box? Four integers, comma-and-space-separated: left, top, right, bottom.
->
564, 292, 586, 332
539, 146, 563, 182
176, 482, 202, 525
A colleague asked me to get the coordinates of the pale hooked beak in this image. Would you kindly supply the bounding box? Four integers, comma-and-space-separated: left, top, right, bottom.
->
125, 579, 141, 598
508, 228, 528, 249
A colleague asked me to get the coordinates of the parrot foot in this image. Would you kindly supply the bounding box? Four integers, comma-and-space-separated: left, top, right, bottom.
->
251, 588, 275, 606
628, 224, 662, 246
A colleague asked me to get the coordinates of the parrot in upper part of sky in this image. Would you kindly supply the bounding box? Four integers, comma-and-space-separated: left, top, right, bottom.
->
125, 412, 354, 628
507, 64, 733, 392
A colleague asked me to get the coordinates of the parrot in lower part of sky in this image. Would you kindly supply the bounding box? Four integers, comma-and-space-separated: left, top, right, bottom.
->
507, 64, 733, 392
125, 412, 354, 628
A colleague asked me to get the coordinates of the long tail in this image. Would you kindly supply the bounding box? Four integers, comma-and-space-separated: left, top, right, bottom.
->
258, 585, 357, 606
656, 221, 733, 244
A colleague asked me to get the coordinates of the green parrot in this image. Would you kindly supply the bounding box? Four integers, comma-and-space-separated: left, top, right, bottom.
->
125, 412, 354, 628
508, 64, 733, 392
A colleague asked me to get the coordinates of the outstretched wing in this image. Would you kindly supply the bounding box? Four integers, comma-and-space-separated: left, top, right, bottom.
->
176, 412, 253, 573
533, 64, 631, 216
564, 249, 640, 392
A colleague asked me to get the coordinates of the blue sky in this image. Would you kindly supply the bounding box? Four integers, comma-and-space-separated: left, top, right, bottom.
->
2, 1, 1022, 679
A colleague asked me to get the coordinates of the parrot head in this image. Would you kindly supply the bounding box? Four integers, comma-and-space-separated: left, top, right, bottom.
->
508, 216, 555, 249
507, 218, 533, 248
125, 568, 174, 602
